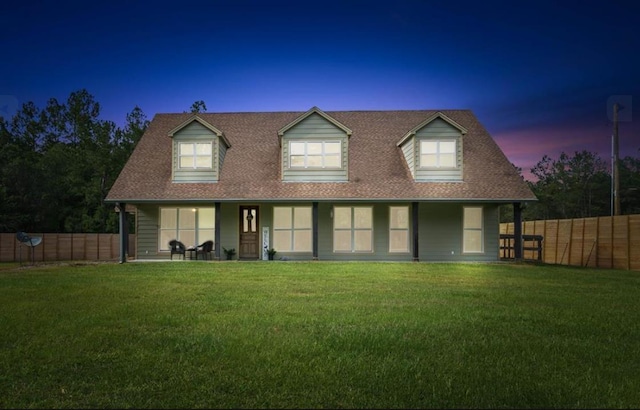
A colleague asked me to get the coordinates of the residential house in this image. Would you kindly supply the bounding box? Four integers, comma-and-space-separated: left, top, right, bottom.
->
105, 107, 536, 261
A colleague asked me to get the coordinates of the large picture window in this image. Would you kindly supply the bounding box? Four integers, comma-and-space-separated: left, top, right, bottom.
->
420, 140, 456, 168
389, 206, 409, 253
273, 206, 312, 252
179, 142, 213, 169
159, 207, 215, 250
463, 206, 483, 253
333, 206, 373, 252
289, 141, 341, 168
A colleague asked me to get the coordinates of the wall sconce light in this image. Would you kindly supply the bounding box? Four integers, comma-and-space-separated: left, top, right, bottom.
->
330, 208, 333, 219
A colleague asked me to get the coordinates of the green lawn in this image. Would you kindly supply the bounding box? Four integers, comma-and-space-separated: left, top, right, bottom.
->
1, 261, 639, 409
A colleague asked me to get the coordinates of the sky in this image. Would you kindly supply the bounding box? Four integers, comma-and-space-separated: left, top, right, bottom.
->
1, 0, 638, 181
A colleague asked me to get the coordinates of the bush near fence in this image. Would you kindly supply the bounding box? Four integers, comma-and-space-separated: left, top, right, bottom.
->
0, 233, 136, 263
501, 214, 640, 271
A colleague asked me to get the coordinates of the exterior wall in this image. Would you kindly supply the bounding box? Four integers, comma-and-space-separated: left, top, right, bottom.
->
281, 113, 349, 182
172, 121, 220, 182
420, 203, 499, 261
400, 141, 415, 178
132, 201, 500, 262
413, 118, 463, 181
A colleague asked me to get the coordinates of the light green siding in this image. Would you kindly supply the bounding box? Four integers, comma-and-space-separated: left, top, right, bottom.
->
172, 122, 221, 182
281, 113, 349, 182
135, 205, 160, 259
400, 118, 464, 181
132, 201, 500, 262
419, 203, 499, 261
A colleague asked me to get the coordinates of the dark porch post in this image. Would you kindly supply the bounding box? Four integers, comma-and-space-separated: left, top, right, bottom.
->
312, 202, 319, 260
117, 202, 128, 264
215, 202, 221, 260
412, 202, 419, 261
513, 202, 523, 260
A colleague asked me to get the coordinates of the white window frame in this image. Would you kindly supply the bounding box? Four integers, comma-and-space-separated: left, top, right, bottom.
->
463, 206, 484, 253
273, 206, 312, 252
159, 207, 215, 251
333, 206, 373, 253
178, 141, 213, 169
389, 206, 410, 253
419, 139, 457, 168
288, 140, 342, 169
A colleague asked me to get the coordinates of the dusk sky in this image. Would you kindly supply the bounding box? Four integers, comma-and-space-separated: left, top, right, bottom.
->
1, 0, 638, 180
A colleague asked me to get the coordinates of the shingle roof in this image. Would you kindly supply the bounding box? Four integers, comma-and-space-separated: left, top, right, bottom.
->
105, 109, 536, 202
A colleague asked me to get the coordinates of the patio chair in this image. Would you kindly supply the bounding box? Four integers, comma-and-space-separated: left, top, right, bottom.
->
169, 239, 186, 260
196, 240, 214, 260
16, 231, 42, 265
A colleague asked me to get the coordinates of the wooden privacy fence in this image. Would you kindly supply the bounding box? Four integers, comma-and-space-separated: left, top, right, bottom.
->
0, 233, 136, 263
501, 214, 640, 271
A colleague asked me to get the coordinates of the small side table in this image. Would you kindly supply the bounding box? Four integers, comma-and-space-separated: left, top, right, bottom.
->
186, 246, 197, 260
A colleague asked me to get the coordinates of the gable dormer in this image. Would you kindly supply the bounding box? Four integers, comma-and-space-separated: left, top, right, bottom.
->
278, 107, 351, 182
397, 112, 467, 181
168, 115, 231, 183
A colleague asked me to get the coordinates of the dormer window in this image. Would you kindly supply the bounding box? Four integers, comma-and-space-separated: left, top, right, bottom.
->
289, 141, 342, 169
178, 142, 213, 169
420, 140, 457, 168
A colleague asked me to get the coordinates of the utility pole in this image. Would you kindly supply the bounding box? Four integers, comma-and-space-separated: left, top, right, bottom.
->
613, 103, 621, 216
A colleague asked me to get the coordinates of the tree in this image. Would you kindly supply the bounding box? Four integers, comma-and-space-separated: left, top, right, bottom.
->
189, 100, 207, 113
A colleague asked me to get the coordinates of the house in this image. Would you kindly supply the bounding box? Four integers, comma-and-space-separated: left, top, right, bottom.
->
105, 107, 536, 262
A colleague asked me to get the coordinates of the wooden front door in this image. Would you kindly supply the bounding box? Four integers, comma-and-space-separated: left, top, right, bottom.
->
239, 206, 259, 259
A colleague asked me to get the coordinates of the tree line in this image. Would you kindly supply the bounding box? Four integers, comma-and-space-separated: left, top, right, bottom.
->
1, 89, 638, 232
502, 150, 640, 222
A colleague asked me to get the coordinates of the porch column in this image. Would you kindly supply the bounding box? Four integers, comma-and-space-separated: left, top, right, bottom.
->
412, 202, 419, 261
117, 202, 128, 264
312, 202, 319, 260
215, 202, 221, 260
513, 202, 523, 260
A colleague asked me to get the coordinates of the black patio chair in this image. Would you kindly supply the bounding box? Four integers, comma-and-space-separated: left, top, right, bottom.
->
169, 239, 186, 260
196, 240, 214, 260
16, 231, 42, 265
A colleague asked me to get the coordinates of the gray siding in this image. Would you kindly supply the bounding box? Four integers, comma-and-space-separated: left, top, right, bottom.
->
132, 201, 499, 262
136, 205, 160, 259
172, 121, 220, 182
419, 203, 499, 262
281, 113, 349, 182
414, 118, 463, 181
400, 141, 415, 178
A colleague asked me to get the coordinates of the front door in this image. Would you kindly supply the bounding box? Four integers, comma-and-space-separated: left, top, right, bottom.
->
239, 206, 259, 259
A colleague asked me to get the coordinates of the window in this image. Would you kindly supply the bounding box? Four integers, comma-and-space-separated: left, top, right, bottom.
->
289, 141, 341, 168
463, 206, 483, 253
179, 142, 213, 169
333, 206, 372, 252
273, 207, 312, 252
389, 206, 409, 253
159, 207, 215, 250
420, 140, 456, 168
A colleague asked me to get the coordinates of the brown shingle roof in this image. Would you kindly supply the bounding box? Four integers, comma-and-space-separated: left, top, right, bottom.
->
105, 109, 536, 202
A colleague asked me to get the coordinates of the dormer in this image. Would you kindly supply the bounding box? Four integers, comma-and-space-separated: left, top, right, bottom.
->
278, 107, 351, 182
397, 112, 467, 181
168, 115, 231, 182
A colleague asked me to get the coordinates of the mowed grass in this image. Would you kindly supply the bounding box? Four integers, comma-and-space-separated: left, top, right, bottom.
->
1, 261, 640, 409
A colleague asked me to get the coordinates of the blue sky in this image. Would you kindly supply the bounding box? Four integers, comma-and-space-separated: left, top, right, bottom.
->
1, 0, 638, 180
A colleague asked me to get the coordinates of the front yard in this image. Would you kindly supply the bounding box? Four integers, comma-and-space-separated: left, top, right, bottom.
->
1, 261, 639, 408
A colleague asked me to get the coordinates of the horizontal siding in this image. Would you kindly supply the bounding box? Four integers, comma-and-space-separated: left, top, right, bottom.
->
136, 205, 160, 259
282, 113, 348, 182
172, 122, 219, 182
400, 140, 415, 178
414, 118, 463, 181
131, 201, 499, 262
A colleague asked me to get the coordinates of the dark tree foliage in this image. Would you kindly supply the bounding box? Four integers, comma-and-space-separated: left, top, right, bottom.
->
0, 89, 148, 233
501, 150, 640, 222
